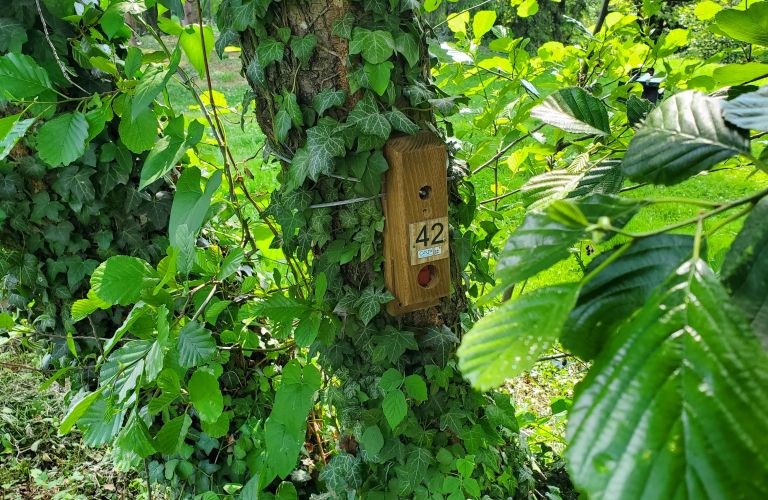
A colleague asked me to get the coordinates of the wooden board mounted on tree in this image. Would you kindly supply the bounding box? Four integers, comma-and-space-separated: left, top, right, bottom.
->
382, 131, 450, 315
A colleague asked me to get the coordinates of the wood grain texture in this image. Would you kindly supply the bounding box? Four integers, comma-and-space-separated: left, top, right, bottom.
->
382, 131, 450, 315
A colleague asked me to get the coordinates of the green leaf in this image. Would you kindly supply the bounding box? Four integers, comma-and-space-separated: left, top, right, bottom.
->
565, 261, 768, 500
246, 52, 266, 88
177, 321, 217, 369
119, 99, 159, 154
364, 61, 393, 96
124, 46, 143, 78
548, 200, 589, 227
257, 36, 285, 68
722, 84, 768, 132
626, 95, 655, 128
220, 247, 244, 280
0, 115, 34, 161
78, 399, 124, 446
382, 389, 408, 428
393, 31, 419, 67
140, 119, 204, 190
0, 53, 52, 99
721, 197, 768, 347
361, 425, 384, 456
291, 34, 317, 67
0, 18, 27, 53
59, 389, 105, 435
274, 109, 292, 143
148, 369, 181, 414
385, 108, 419, 135
379, 368, 404, 392
420, 325, 460, 368
360, 150, 389, 196
305, 120, 346, 179
179, 25, 215, 77
155, 414, 192, 455
169, 167, 223, 245
332, 12, 355, 39
568, 158, 625, 198
131, 49, 182, 120
37, 112, 90, 167
521, 168, 585, 212
458, 283, 579, 391
348, 91, 391, 140
91, 256, 160, 305
404, 374, 427, 401
373, 326, 418, 363
714, 3, 768, 47
713, 62, 768, 87
517, 0, 539, 17
295, 311, 322, 347
53, 165, 95, 204
349, 28, 394, 65
115, 412, 156, 459
282, 91, 303, 128
472, 10, 497, 40
189, 370, 223, 423
530, 87, 610, 135
313, 89, 346, 116
354, 283, 393, 325
562, 235, 695, 360
621, 90, 750, 186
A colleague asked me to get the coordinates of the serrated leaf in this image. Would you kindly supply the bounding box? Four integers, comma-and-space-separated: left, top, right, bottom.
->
148, 369, 181, 414
383, 389, 408, 428
119, 99, 159, 154
379, 368, 404, 392
91, 256, 160, 305
131, 49, 181, 120
0, 53, 52, 99
189, 370, 223, 423
37, 112, 90, 167
530, 87, 610, 135
626, 95, 655, 128
361, 425, 384, 456
179, 25, 214, 77
404, 374, 427, 401
115, 412, 156, 459
458, 284, 579, 391
568, 158, 625, 198
565, 261, 768, 500
177, 320, 217, 369
0, 115, 34, 161
155, 414, 192, 455
621, 90, 750, 186
562, 235, 695, 360
521, 169, 584, 212
714, 3, 768, 47
169, 167, 223, 245
722, 84, 768, 132
349, 28, 394, 65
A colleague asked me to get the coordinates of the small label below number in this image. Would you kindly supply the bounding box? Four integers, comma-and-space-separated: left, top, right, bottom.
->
409, 216, 450, 265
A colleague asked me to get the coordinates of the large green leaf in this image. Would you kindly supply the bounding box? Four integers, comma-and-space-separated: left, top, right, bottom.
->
721, 197, 768, 348
562, 235, 695, 360
188, 370, 223, 423
168, 167, 223, 245
131, 48, 181, 121
154, 414, 192, 455
565, 261, 768, 500
713, 62, 768, 87
722, 84, 768, 132
382, 389, 408, 428
37, 112, 90, 167
139, 119, 204, 190
291, 34, 317, 67
349, 28, 394, 65
458, 283, 579, 391
115, 412, 156, 459
119, 99, 159, 153
714, 3, 768, 47
256, 36, 285, 68
568, 158, 625, 198
529, 87, 610, 135
621, 90, 750, 186
179, 25, 214, 77
176, 320, 217, 369
0, 53, 52, 99
90, 256, 160, 305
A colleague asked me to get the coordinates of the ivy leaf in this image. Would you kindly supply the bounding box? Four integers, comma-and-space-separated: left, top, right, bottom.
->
169, 167, 223, 245
349, 28, 394, 65
90, 256, 159, 305
305, 119, 345, 180
177, 320, 217, 369
364, 61, 393, 96
44, 221, 74, 248
348, 91, 391, 139
0, 53, 52, 99
0, 18, 27, 53
291, 34, 317, 67
563, 235, 695, 360
230, 0, 265, 30
54, 166, 96, 205
119, 99, 159, 154
360, 150, 389, 196
372, 326, 418, 363
385, 108, 419, 135
155, 414, 192, 455
313, 89, 346, 116
566, 262, 768, 500
274, 109, 292, 143
98, 160, 132, 195
331, 13, 355, 39
420, 325, 460, 368
428, 95, 469, 115
621, 90, 750, 186
275, 207, 307, 241
354, 284, 393, 325
458, 284, 580, 391
37, 112, 90, 167
393, 31, 419, 67
530, 87, 610, 135
188, 370, 223, 423
257, 36, 285, 67
30, 191, 64, 223
722, 84, 768, 133
382, 389, 408, 428
64, 255, 99, 291
282, 91, 303, 128
246, 52, 266, 89
131, 49, 181, 120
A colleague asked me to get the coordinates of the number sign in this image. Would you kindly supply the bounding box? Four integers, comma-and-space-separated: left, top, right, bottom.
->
409, 216, 449, 265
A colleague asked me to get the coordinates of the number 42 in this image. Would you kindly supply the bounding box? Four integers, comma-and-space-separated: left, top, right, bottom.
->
416, 222, 445, 247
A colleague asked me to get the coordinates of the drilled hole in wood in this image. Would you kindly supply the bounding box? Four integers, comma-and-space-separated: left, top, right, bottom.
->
418, 265, 438, 288
419, 185, 432, 200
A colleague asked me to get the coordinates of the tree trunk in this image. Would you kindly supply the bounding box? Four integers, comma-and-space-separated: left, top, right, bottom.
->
183, 0, 198, 26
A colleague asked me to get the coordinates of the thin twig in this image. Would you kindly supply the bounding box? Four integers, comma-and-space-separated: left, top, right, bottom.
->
144, 458, 153, 500
34, 0, 88, 94
219, 342, 296, 353
309, 193, 386, 209
479, 188, 521, 206
471, 124, 545, 177
190, 285, 218, 322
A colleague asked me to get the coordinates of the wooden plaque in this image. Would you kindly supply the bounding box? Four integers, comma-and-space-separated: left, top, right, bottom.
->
382, 131, 450, 315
